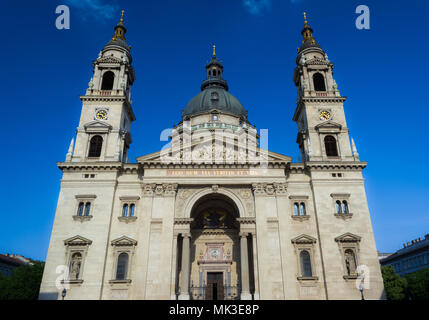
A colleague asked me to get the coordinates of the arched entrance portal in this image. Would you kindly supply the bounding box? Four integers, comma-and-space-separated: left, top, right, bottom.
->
189, 194, 240, 300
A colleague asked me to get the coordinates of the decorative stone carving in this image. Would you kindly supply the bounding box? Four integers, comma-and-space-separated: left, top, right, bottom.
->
252, 183, 276, 196
239, 189, 252, 199
178, 189, 191, 199
273, 183, 288, 195
118, 216, 138, 223
174, 218, 194, 225
334, 213, 353, 220
335, 233, 361, 243
64, 235, 93, 247
291, 234, 317, 244
111, 236, 137, 247
163, 183, 178, 196
144, 183, 178, 197
236, 217, 256, 225
142, 183, 155, 196
73, 215, 93, 222
211, 184, 219, 192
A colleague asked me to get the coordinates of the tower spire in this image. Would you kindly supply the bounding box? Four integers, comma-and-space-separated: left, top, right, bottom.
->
112, 10, 127, 41
212, 44, 216, 57
301, 12, 315, 44
297, 12, 321, 54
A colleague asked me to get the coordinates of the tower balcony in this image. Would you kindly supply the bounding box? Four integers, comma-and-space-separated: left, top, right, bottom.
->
85, 89, 129, 97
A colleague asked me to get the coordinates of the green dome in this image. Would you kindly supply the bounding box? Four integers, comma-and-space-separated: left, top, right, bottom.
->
183, 86, 247, 119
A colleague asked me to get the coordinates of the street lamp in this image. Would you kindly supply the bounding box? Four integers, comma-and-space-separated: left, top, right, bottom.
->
62, 288, 67, 300
359, 282, 364, 300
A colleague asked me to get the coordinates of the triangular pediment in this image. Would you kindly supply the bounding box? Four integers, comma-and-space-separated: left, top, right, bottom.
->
64, 235, 93, 246
136, 146, 291, 164
291, 234, 317, 244
335, 233, 361, 243
84, 120, 112, 129
315, 120, 342, 132
111, 236, 137, 246
84, 120, 112, 133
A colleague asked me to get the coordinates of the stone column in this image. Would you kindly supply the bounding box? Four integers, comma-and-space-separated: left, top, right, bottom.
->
240, 232, 252, 300
178, 233, 191, 300
170, 233, 179, 300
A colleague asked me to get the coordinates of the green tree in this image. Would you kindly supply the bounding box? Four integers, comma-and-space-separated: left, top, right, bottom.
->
0, 262, 44, 300
405, 267, 429, 300
381, 265, 407, 300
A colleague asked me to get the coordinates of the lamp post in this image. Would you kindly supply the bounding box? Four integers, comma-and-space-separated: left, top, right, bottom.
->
359, 282, 365, 300
62, 288, 67, 300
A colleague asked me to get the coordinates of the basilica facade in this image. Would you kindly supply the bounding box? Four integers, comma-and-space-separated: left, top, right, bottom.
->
39, 13, 385, 300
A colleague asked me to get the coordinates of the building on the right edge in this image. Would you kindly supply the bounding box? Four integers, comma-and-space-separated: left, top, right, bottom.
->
380, 234, 429, 276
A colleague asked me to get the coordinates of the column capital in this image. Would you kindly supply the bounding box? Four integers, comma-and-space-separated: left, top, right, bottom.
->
182, 232, 192, 239
239, 232, 249, 238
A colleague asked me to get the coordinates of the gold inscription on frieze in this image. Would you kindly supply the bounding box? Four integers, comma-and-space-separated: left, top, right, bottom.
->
167, 169, 251, 176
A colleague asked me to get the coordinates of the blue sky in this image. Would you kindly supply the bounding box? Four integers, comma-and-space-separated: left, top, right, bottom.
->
0, 0, 428, 261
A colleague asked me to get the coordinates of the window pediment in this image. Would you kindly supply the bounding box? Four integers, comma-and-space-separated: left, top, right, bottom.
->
111, 236, 137, 247
84, 120, 112, 133
335, 233, 361, 243
315, 121, 342, 133
64, 235, 93, 246
291, 234, 317, 244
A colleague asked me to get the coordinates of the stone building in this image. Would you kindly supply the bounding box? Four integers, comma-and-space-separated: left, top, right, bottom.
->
380, 234, 429, 276
39, 13, 385, 300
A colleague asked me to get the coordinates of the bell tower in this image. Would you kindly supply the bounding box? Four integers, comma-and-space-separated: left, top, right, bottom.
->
66, 11, 136, 163
292, 13, 359, 162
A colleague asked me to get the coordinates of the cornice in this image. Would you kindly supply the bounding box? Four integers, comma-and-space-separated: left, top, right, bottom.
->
304, 161, 367, 171
140, 162, 288, 169
58, 162, 141, 174
299, 96, 347, 103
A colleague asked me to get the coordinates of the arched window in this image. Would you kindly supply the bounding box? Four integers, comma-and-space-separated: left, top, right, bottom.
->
77, 202, 84, 216
84, 202, 91, 216
300, 203, 306, 216
344, 249, 357, 275
88, 135, 103, 158
342, 201, 349, 214
300, 250, 312, 277
313, 73, 326, 91
116, 252, 129, 280
130, 204, 135, 217
324, 135, 338, 157
293, 203, 299, 216
122, 204, 129, 217
69, 252, 82, 279
101, 71, 114, 90
336, 200, 342, 214
212, 69, 217, 76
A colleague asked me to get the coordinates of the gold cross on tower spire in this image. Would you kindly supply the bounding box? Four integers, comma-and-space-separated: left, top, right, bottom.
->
119, 10, 125, 25
212, 44, 216, 57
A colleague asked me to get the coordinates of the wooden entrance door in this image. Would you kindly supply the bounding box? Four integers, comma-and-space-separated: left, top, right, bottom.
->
206, 272, 224, 300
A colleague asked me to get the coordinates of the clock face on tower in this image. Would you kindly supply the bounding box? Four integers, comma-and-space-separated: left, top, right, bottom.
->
95, 109, 108, 120
319, 110, 331, 121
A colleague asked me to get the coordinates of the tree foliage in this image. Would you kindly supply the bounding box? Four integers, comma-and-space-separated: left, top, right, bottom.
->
405, 267, 429, 300
381, 265, 407, 300
0, 262, 44, 300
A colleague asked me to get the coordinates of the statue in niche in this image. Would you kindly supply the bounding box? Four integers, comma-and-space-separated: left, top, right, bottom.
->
69, 252, 82, 279
344, 250, 357, 275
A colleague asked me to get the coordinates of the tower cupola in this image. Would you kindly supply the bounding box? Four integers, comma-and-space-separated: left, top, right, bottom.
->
298, 12, 323, 54
201, 45, 229, 91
